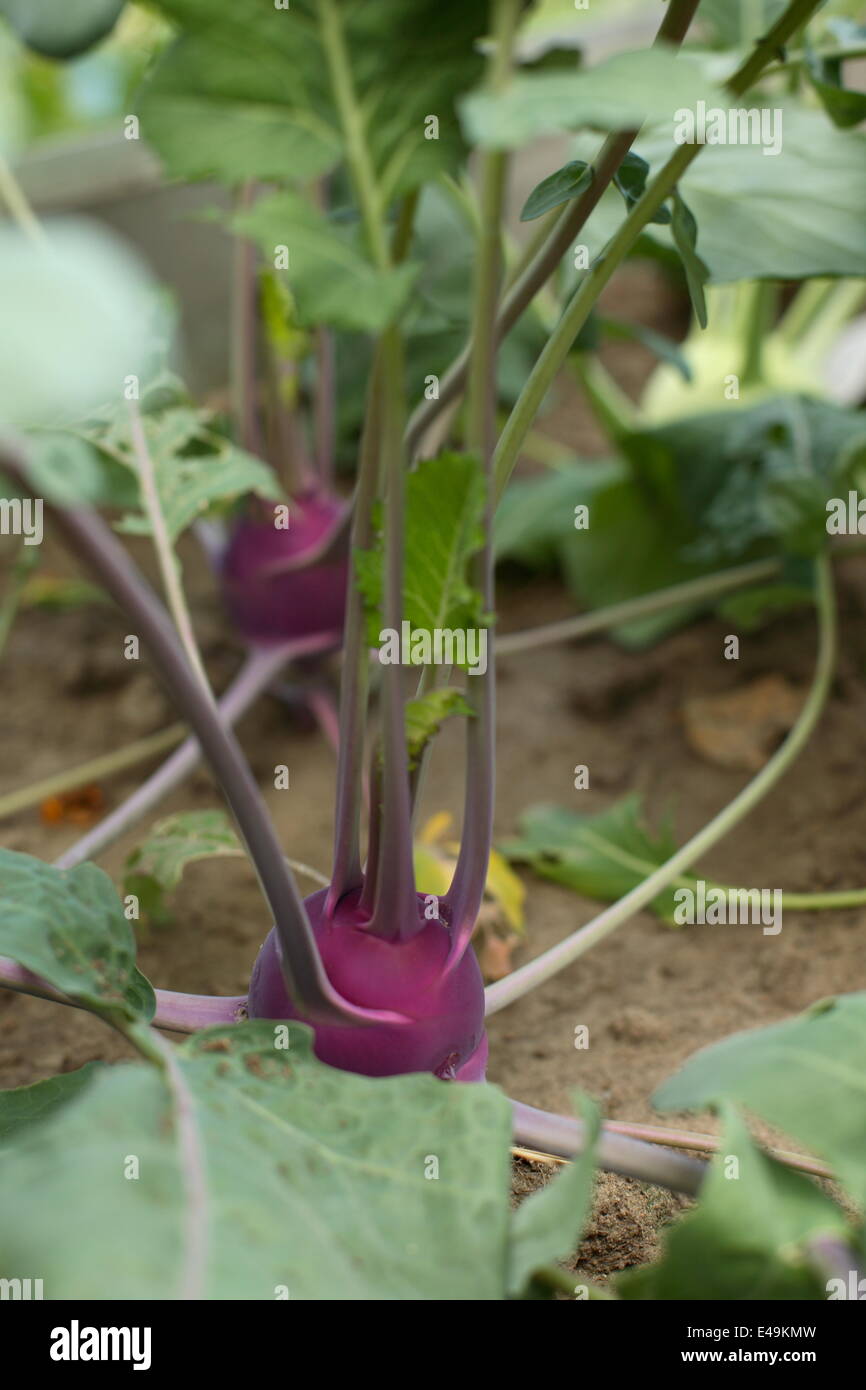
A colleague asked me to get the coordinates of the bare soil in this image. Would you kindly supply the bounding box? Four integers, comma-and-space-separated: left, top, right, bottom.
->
2, 264, 864, 1283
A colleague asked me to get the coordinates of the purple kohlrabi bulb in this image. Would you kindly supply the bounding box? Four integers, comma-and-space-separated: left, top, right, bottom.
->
247, 887, 488, 1081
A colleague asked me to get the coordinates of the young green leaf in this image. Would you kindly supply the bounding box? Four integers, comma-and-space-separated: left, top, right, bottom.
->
669, 190, 708, 330
501, 795, 681, 924
612, 151, 671, 225
519, 160, 593, 223
0, 1022, 514, 1299
655, 993, 866, 1207
355, 452, 488, 664
124, 810, 246, 924
404, 689, 475, 770
234, 192, 418, 334
0, 849, 155, 1023
618, 1104, 848, 1300
508, 1095, 600, 1297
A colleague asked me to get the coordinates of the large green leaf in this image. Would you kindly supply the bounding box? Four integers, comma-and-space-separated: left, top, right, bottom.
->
0, 1023, 514, 1299
461, 48, 720, 148
655, 993, 866, 1207
619, 1104, 848, 1300
507, 1096, 600, 1296
0, 849, 155, 1023
0, 0, 124, 59
234, 192, 418, 333
142, 0, 487, 191
0, 220, 157, 430
501, 796, 681, 923
638, 108, 866, 281
356, 452, 488, 664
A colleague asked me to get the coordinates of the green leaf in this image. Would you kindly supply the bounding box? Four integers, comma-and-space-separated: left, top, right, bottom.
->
557, 466, 710, 647
619, 1104, 847, 1300
356, 452, 488, 665
139, 34, 341, 185
116, 438, 282, 543
808, 75, 866, 129
234, 192, 418, 333
404, 689, 475, 770
0, 220, 157, 430
0, 849, 155, 1023
124, 810, 245, 924
627, 396, 866, 564
655, 992, 866, 1207
612, 151, 671, 225
494, 465, 584, 569
520, 160, 592, 222
0, 1063, 102, 1144
508, 1095, 599, 1296
461, 48, 720, 148
501, 795, 681, 924
638, 109, 866, 281
0, 1022, 514, 1298
142, 0, 487, 192
670, 190, 709, 330
598, 316, 691, 379
0, 0, 124, 59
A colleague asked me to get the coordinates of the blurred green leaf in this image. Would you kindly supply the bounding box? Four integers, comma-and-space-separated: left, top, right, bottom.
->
0, 0, 124, 60
461, 48, 719, 148
0, 220, 156, 430
619, 1103, 846, 1300
0, 848, 155, 1024
124, 810, 244, 925
234, 191, 418, 333
655, 992, 866, 1207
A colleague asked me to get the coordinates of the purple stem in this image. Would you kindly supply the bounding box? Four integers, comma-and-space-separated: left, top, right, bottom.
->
54, 642, 302, 870
2, 443, 404, 1028
314, 328, 336, 490
368, 329, 420, 941
511, 1099, 705, 1196
0, 957, 245, 1032
327, 356, 383, 909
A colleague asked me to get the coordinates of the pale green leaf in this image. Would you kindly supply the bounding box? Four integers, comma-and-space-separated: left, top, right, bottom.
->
0, 220, 157, 430
0, 1022, 514, 1299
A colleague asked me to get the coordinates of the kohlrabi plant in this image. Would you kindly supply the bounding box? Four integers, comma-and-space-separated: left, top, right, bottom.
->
0, 0, 865, 1306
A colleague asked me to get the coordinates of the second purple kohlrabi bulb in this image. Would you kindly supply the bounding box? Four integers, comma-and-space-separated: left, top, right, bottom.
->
220, 492, 347, 645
